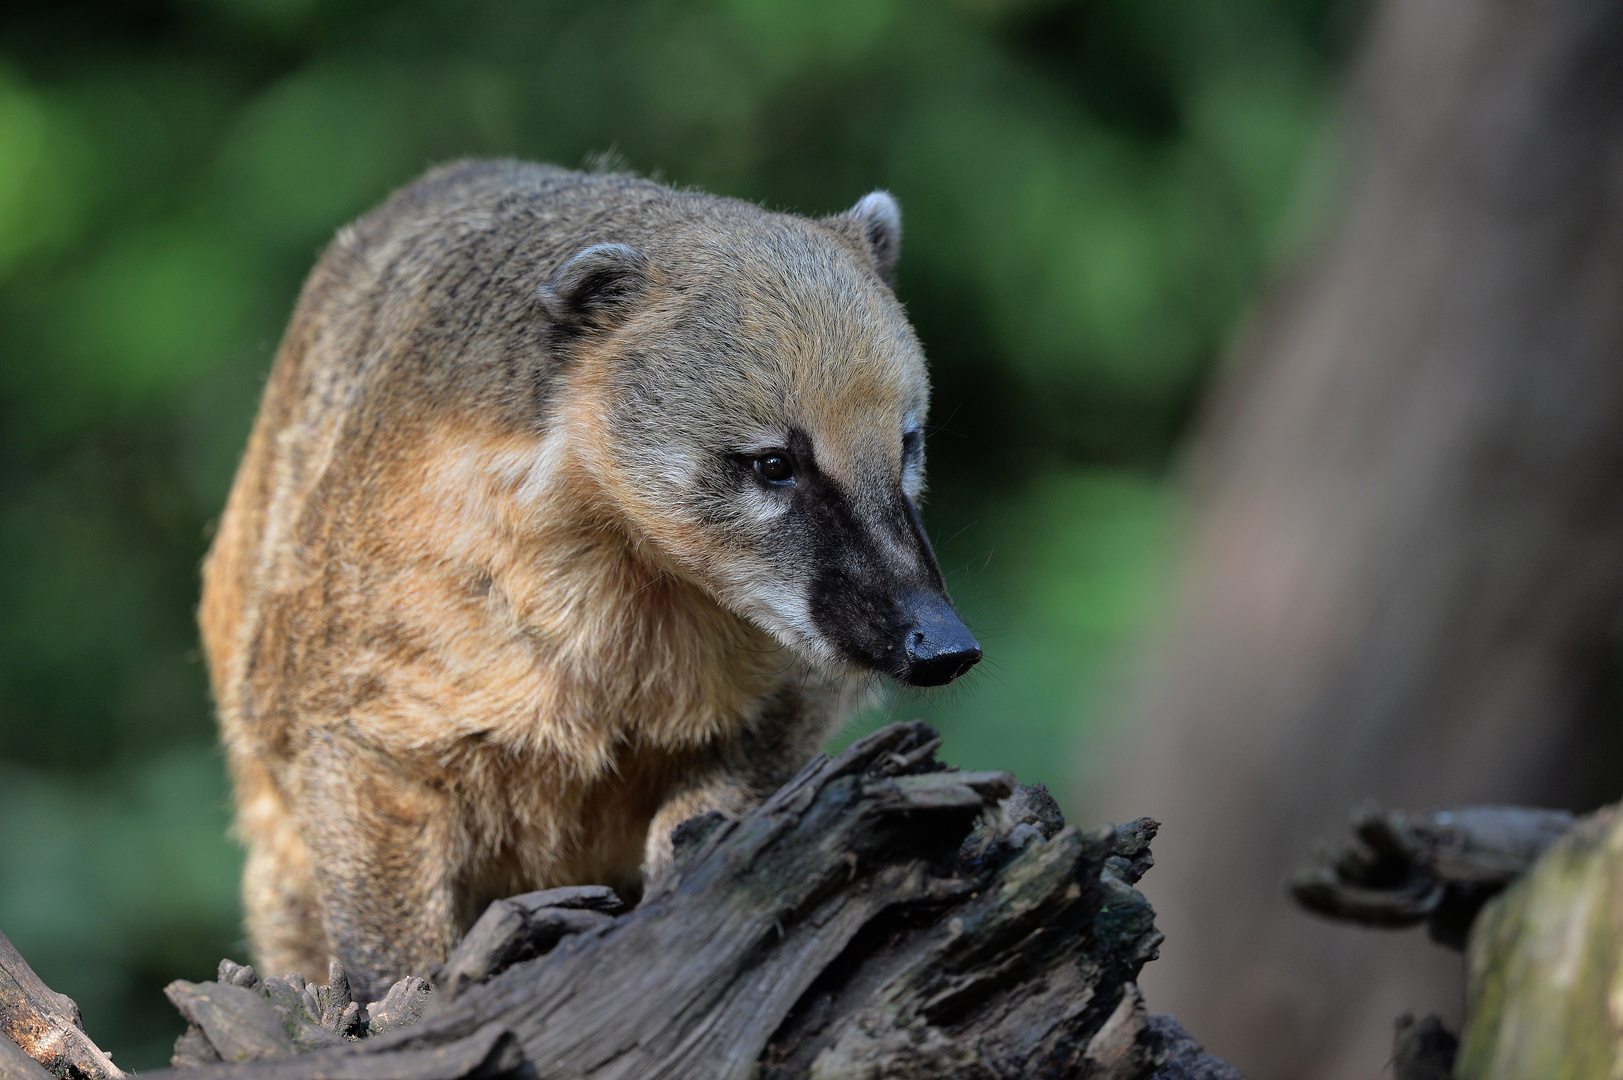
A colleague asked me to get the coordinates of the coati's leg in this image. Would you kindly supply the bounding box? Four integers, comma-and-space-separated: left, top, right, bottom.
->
233, 758, 329, 981
643, 774, 755, 880
289, 732, 467, 1002
643, 694, 845, 880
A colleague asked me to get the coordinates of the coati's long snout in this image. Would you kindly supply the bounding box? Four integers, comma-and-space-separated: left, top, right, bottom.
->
810, 554, 981, 688
799, 475, 980, 688
811, 569, 980, 688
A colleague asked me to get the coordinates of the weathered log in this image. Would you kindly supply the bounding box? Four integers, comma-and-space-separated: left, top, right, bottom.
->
0, 929, 124, 1080
1292, 805, 1575, 948
0, 1033, 54, 1080
433, 887, 623, 1000
1, 722, 1241, 1079
1391, 1014, 1457, 1080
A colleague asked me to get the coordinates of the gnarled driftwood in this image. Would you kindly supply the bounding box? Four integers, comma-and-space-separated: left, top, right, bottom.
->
4, 722, 1240, 1080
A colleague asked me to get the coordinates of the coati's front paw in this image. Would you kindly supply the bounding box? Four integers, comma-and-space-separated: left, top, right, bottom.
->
641, 809, 740, 893
643, 782, 754, 887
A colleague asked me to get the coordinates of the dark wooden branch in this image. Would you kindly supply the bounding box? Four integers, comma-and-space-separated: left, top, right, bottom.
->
1098, 0, 1623, 1066
1391, 1014, 1457, 1080
1290, 803, 1578, 1077
0, 930, 124, 1080
1292, 804, 1575, 948
3, 722, 1243, 1080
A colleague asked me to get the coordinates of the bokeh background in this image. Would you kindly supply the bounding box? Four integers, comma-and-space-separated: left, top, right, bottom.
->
0, 0, 1359, 1070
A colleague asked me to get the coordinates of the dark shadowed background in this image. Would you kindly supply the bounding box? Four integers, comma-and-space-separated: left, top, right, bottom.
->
0, 0, 1359, 1072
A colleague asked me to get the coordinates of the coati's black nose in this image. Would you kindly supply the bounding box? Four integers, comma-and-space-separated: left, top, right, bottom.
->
900, 594, 981, 687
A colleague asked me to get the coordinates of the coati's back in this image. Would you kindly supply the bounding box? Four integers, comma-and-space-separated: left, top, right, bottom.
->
209, 163, 603, 695
199, 162, 729, 979
201, 161, 701, 740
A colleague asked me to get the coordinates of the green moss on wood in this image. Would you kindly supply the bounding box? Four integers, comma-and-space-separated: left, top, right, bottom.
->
1458, 807, 1623, 1080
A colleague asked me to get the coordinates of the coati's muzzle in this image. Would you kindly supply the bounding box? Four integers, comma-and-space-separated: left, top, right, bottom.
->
809, 577, 980, 687
804, 493, 981, 688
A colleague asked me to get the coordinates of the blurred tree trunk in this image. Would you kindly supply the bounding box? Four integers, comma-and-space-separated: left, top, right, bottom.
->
1090, 1, 1623, 1078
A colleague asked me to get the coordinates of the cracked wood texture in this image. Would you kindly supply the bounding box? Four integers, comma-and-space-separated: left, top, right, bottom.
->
110, 721, 1236, 1080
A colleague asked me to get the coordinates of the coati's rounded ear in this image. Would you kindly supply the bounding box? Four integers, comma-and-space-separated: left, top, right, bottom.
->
825, 190, 902, 286
537, 243, 651, 331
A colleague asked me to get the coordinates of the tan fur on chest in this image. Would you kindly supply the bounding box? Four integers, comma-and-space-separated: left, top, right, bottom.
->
249, 411, 785, 840
332, 415, 779, 760
208, 405, 807, 984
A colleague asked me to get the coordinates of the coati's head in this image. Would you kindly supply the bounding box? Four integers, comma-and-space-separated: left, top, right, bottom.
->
541, 191, 980, 687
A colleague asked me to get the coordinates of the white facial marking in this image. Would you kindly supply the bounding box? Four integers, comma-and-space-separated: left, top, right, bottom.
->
649, 447, 701, 492
743, 487, 793, 524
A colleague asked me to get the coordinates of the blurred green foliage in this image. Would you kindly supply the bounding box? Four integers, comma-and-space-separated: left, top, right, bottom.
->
0, 0, 1355, 1067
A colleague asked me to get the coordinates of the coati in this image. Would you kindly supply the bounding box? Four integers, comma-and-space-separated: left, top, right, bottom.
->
199, 160, 980, 1000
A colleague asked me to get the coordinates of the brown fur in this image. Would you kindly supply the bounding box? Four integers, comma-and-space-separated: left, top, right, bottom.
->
201, 161, 948, 997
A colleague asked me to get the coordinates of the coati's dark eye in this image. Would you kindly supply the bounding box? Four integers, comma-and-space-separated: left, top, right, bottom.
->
754, 453, 795, 485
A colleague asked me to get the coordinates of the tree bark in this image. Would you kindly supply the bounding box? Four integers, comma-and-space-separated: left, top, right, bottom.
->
1291, 804, 1575, 950
2, 722, 1241, 1080
1090, 0, 1623, 1077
